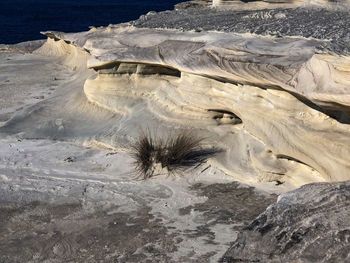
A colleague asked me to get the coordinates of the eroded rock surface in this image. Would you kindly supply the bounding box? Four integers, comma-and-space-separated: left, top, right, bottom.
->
221, 181, 350, 262
26, 23, 350, 187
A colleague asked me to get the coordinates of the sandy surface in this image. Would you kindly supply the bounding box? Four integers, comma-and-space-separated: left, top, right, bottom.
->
0, 52, 66, 122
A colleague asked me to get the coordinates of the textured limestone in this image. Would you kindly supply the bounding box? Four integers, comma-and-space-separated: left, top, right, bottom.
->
221, 181, 350, 262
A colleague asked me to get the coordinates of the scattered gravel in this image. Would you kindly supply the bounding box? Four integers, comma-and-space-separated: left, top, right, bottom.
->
133, 7, 350, 54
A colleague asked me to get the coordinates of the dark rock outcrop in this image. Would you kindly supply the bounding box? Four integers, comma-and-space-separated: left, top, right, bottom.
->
221, 181, 350, 262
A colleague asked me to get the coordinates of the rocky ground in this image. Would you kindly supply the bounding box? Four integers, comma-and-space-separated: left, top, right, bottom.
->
133, 6, 350, 54
0, 179, 276, 263
0, 137, 276, 263
222, 181, 350, 262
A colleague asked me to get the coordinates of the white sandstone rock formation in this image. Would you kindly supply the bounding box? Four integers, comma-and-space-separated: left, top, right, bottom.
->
2, 21, 349, 190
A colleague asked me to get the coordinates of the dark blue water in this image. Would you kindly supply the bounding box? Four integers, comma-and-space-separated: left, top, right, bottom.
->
0, 0, 180, 44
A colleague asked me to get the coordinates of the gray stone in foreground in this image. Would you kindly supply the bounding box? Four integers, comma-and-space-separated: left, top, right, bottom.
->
0, 176, 276, 263
221, 181, 350, 263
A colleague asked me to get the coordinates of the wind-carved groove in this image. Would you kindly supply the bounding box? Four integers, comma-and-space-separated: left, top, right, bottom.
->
83, 48, 91, 54
206, 73, 350, 125
208, 109, 243, 125
91, 57, 350, 125
289, 91, 350, 125
314, 102, 350, 125
185, 69, 350, 125
44, 33, 61, 42
93, 62, 181, 77
276, 154, 316, 171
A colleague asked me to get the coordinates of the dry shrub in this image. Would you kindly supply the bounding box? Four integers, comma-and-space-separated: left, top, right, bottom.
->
131, 130, 219, 179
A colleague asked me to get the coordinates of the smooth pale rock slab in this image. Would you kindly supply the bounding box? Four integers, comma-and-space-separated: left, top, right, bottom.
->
42, 26, 350, 111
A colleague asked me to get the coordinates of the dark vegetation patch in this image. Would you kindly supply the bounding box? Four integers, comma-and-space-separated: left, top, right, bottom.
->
131, 130, 220, 179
